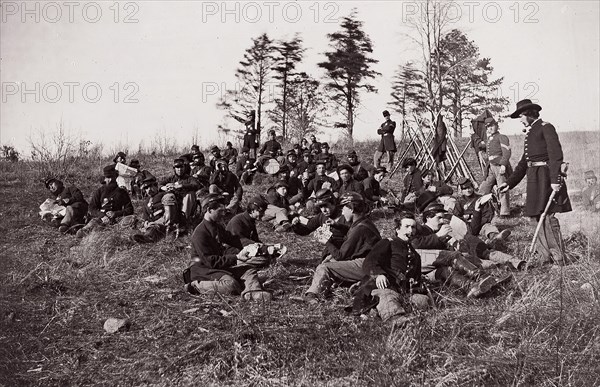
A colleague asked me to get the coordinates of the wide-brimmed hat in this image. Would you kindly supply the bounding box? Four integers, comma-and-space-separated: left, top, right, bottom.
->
584, 170, 597, 180
129, 159, 140, 169
510, 99, 542, 119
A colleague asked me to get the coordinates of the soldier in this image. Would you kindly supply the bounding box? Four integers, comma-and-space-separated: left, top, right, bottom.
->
190, 153, 212, 187
209, 159, 243, 214
284, 150, 301, 178
412, 202, 513, 297
309, 134, 321, 154
416, 169, 455, 211
76, 165, 134, 238
160, 158, 201, 223
264, 181, 295, 232
479, 117, 512, 217
301, 192, 381, 304
273, 164, 304, 205
362, 167, 388, 206
259, 130, 282, 157
314, 142, 338, 173
184, 194, 272, 301
129, 159, 154, 199
346, 150, 370, 182
374, 110, 397, 169
43, 178, 88, 233
336, 164, 364, 198
131, 177, 184, 243
582, 170, 600, 211
208, 146, 223, 170
400, 157, 423, 204
222, 141, 238, 166
292, 189, 350, 243
300, 138, 310, 154
226, 195, 268, 245
243, 110, 258, 158
297, 150, 317, 181
354, 212, 427, 323
500, 99, 572, 265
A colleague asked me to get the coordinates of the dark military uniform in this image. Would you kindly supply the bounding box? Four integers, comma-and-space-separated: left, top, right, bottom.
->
506, 119, 571, 217
226, 212, 261, 245
377, 118, 397, 152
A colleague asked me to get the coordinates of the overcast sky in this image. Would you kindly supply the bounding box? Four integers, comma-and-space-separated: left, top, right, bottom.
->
1, 0, 599, 154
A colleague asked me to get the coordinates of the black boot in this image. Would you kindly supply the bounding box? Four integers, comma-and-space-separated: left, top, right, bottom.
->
452, 254, 481, 279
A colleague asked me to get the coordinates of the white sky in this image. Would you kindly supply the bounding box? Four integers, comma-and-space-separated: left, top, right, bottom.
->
1, 0, 599, 154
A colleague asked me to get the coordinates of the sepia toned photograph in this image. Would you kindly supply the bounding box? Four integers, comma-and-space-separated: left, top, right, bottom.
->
1, 1, 599, 385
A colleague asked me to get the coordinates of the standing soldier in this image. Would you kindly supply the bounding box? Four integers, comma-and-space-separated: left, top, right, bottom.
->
500, 99, 572, 264
479, 117, 512, 217
374, 110, 397, 169
243, 110, 258, 159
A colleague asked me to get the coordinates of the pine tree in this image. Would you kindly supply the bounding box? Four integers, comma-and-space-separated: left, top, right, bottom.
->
217, 33, 275, 142
318, 10, 380, 144
272, 34, 305, 140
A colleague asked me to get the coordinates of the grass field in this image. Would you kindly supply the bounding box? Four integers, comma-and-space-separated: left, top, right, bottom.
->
1, 132, 599, 386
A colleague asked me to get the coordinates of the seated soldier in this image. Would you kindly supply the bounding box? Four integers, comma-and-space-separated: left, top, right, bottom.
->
415, 169, 455, 211
113, 151, 126, 165
129, 159, 154, 199
190, 152, 212, 187
259, 130, 282, 157
76, 165, 134, 238
362, 167, 389, 207
208, 146, 223, 169
131, 177, 184, 243
582, 170, 600, 212
305, 161, 337, 211
314, 142, 338, 173
401, 157, 423, 204
297, 150, 317, 181
222, 141, 238, 166
292, 189, 351, 252
42, 178, 88, 233
453, 177, 511, 246
235, 147, 250, 176
264, 181, 295, 232
160, 158, 201, 223
184, 194, 272, 301
284, 150, 301, 178
300, 192, 381, 304
275, 165, 304, 206
238, 157, 258, 186
336, 164, 365, 198
346, 150, 370, 182
226, 195, 268, 245
300, 138, 310, 154
355, 212, 428, 323
209, 159, 243, 214
309, 134, 321, 155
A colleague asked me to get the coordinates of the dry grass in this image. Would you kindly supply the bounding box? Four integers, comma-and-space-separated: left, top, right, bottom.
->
1, 133, 600, 386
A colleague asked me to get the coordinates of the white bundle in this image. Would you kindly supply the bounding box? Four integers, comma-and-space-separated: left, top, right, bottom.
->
313, 223, 333, 243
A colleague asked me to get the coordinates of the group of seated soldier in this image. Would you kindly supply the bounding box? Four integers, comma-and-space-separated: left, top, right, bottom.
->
39, 144, 527, 325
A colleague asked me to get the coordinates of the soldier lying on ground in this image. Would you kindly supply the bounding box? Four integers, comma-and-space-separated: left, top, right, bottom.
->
412, 202, 514, 297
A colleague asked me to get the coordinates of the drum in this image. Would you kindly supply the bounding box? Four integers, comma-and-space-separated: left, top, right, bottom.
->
259, 157, 280, 175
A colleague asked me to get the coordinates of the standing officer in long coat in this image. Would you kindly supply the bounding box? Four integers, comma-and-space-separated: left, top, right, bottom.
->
374, 110, 397, 169
499, 99, 571, 264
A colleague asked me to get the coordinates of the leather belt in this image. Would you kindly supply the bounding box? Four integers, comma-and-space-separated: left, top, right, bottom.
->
527, 161, 547, 167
